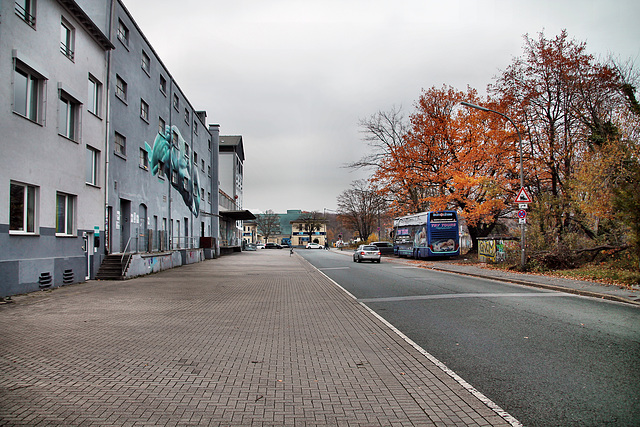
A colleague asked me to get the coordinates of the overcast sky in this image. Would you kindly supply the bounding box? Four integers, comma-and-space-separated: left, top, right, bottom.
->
123, 0, 639, 214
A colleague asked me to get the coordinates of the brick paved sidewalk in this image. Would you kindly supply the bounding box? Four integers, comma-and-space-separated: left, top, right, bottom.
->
0, 250, 516, 426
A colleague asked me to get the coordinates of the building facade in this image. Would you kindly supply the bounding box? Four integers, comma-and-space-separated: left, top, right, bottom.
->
218, 135, 254, 251
106, 0, 218, 256
1, 0, 113, 296
1, 0, 223, 297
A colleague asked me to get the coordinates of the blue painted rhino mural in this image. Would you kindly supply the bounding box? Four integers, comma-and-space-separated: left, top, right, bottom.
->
145, 125, 200, 216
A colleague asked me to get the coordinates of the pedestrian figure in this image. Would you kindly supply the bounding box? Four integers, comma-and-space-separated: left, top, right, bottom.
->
290, 247, 294, 256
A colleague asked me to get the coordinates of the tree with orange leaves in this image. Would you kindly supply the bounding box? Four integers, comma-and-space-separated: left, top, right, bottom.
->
370, 85, 518, 248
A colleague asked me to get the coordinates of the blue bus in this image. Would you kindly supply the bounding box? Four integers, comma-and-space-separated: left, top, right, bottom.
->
393, 211, 460, 259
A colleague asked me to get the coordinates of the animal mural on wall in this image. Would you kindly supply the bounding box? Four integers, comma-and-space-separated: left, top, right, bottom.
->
145, 125, 200, 216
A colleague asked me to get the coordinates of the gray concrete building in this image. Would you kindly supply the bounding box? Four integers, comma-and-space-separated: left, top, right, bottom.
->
106, 0, 218, 257
1, 0, 113, 296
1, 0, 221, 296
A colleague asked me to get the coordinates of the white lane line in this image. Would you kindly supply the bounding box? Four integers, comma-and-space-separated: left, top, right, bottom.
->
319, 267, 351, 270
359, 292, 564, 303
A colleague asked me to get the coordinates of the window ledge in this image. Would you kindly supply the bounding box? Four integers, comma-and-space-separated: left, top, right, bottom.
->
114, 151, 127, 161
9, 231, 39, 236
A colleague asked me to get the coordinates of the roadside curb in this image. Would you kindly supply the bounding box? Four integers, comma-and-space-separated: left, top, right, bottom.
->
330, 249, 640, 308
425, 265, 640, 308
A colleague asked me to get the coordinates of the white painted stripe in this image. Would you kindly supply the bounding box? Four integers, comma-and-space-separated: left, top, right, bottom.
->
319, 267, 351, 271
360, 292, 563, 303
310, 264, 523, 427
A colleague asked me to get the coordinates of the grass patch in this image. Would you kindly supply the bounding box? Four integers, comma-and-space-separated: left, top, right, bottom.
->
549, 265, 640, 288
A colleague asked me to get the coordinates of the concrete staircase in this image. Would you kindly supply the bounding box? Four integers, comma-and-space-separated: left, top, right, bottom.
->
96, 254, 132, 280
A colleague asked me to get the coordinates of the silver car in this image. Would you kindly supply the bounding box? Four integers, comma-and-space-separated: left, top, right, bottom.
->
353, 245, 382, 263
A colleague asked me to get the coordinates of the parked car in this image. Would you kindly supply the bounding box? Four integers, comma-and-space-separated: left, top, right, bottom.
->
306, 243, 323, 249
265, 243, 282, 249
245, 243, 257, 251
353, 245, 382, 263
371, 241, 394, 255
256, 243, 265, 249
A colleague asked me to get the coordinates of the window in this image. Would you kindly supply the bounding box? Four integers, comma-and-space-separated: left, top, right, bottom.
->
207, 192, 211, 203
193, 151, 198, 166
184, 108, 189, 124
87, 75, 101, 116
60, 19, 74, 60
114, 132, 126, 156
117, 19, 129, 47
139, 147, 148, 170
141, 50, 150, 74
13, 60, 44, 123
158, 161, 165, 179
86, 146, 99, 186
208, 166, 211, 177
56, 192, 75, 235
184, 142, 190, 158
58, 90, 80, 141
160, 75, 167, 94
201, 159, 205, 171
158, 117, 165, 135
115, 75, 127, 101
10, 182, 37, 233
15, 0, 36, 27
173, 94, 179, 111
171, 130, 178, 146
194, 121, 198, 135
140, 99, 149, 121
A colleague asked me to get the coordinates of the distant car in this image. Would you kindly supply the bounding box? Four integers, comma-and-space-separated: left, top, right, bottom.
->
306, 243, 323, 249
256, 243, 265, 249
371, 241, 394, 255
280, 242, 291, 248
265, 243, 282, 249
353, 245, 382, 263
245, 243, 257, 251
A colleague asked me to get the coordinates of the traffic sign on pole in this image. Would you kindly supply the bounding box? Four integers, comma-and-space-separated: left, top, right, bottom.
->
515, 187, 532, 203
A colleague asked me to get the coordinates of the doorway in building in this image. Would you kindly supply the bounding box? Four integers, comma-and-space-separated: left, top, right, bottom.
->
120, 199, 131, 253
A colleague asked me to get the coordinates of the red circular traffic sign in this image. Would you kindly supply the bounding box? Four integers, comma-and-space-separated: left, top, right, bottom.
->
517, 210, 527, 219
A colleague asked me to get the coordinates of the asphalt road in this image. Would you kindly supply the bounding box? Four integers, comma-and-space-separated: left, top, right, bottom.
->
299, 249, 640, 426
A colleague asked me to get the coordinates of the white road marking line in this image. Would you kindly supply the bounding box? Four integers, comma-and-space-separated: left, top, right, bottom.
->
359, 292, 564, 303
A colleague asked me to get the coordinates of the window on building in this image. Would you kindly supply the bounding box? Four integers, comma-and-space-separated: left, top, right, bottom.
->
141, 50, 150, 74
15, 0, 36, 27
208, 166, 211, 177
114, 132, 126, 156
115, 75, 127, 101
140, 99, 149, 121
87, 75, 101, 116
171, 130, 178, 146
117, 19, 129, 47
139, 147, 148, 170
173, 94, 179, 110
201, 188, 204, 200
60, 19, 74, 61
201, 159, 205, 171
193, 151, 198, 166
13, 60, 45, 123
58, 90, 80, 141
160, 75, 167, 94
194, 121, 198, 135
158, 117, 165, 135
184, 142, 190, 158
56, 192, 75, 235
158, 161, 165, 179
10, 181, 37, 233
207, 192, 211, 203
86, 146, 99, 186
184, 108, 189, 124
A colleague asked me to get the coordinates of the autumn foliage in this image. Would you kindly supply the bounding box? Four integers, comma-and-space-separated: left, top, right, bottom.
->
356, 30, 640, 269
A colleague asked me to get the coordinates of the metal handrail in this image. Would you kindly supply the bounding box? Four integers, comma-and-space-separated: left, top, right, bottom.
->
121, 237, 132, 275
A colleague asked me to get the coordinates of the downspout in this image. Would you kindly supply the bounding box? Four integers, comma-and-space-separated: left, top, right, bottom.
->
104, 0, 116, 254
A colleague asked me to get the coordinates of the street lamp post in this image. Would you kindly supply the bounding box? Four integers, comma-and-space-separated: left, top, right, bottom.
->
460, 101, 527, 269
